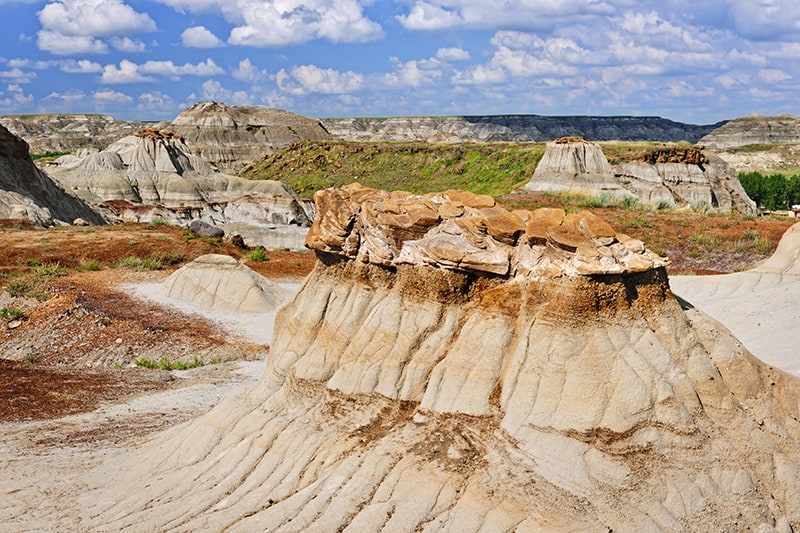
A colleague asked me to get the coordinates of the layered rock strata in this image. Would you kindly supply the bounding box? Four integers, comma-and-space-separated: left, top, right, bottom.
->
47, 129, 312, 249
71, 185, 800, 531
524, 137, 628, 197
323, 115, 723, 143
526, 137, 756, 214
700, 114, 800, 149
165, 101, 333, 173
0, 125, 104, 226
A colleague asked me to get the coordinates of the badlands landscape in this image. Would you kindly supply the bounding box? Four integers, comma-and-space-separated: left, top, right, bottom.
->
2, 104, 800, 531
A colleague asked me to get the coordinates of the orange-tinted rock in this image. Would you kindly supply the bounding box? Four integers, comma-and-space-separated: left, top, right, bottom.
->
480, 207, 525, 245
442, 189, 495, 209
525, 208, 566, 244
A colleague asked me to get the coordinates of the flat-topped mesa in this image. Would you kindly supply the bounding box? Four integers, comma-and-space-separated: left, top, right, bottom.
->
305, 183, 667, 278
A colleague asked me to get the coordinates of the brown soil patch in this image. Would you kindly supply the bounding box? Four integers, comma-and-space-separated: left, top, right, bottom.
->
0, 360, 171, 422
0, 222, 313, 430
500, 191, 795, 274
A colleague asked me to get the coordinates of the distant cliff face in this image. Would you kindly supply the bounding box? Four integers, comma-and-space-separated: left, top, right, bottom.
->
700, 114, 800, 149
165, 101, 333, 173
323, 115, 725, 143
0, 125, 105, 226
0, 114, 161, 154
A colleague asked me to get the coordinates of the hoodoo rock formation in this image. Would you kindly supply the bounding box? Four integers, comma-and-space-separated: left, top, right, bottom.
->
47, 128, 312, 249
526, 137, 757, 214
524, 136, 628, 197
0, 124, 104, 226
615, 145, 757, 214
65, 184, 800, 531
164, 101, 333, 173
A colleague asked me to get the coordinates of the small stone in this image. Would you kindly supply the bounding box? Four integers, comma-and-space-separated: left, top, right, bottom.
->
188, 219, 224, 238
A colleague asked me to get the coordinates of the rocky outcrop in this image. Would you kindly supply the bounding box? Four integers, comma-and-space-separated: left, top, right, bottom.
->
164, 101, 333, 173
525, 137, 757, 214
700, 114, 800, 149
47, 129, 312, 249
162, 254, 290, 313
524, 137, 627, 197
0, 125, 105, 226
74, 185, 800, 531
615, 147, 757, 214
324, 115, 725, 143
0, 113, 160, 155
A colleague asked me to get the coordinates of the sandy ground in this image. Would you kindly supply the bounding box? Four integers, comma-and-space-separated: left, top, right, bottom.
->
671, 271, 800, 376
125, 279, 301, 346
0, 273, 303, 531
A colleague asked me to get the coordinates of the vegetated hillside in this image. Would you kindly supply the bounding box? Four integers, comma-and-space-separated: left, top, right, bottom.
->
240, 140, 547, 198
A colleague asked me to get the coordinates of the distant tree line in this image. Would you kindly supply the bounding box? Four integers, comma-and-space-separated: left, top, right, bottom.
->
739, 172, 800, 210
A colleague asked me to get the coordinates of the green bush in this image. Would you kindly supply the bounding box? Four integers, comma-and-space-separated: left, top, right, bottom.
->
0, 306, 24, 320
248, 247, 269, 262
739, 171, 800, 210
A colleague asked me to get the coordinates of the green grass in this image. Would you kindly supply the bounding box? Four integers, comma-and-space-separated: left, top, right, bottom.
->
134, 355, 218, 370
239, 140, 546, 198
115, 252, 185, 271
75, 261, 102, 271
32, 262, 68, 277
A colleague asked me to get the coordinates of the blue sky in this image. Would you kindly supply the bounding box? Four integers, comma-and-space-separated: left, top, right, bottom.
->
0, 0, 798, 123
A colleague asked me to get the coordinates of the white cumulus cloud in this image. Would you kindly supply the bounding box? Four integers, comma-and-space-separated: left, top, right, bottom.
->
100, 60, 154, 84
157, 0, 383, 46
37, 0, 156, 55
397, 0, 615, 31
38, 0, 156, 37
60, 59, 104, 73
37, 31, 109, 55
93, 89, 133, 103
110, 37, 147, 52
139, 59, 224, 78
435, 47, 470, 61
280, 64, 363, 94
232, 58, 267, 83
181, 26, 223, 48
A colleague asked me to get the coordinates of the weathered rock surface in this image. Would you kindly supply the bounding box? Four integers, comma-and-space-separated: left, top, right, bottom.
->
0, 125, 105, 226
700, 114, 800, 149
162, 254, 290, 314
524, 137, 628, 197
0, 113, 162, 155
56, 185, 800, 531
324, 115, 725, 143
47, 128, 312, 249
165, 101, 333, 173
615, 147, 757, 214
671, 222, 800, 374
525, 137, 757, 214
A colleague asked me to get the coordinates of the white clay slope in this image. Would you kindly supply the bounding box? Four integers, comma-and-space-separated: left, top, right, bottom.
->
671, 222, 800, 375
